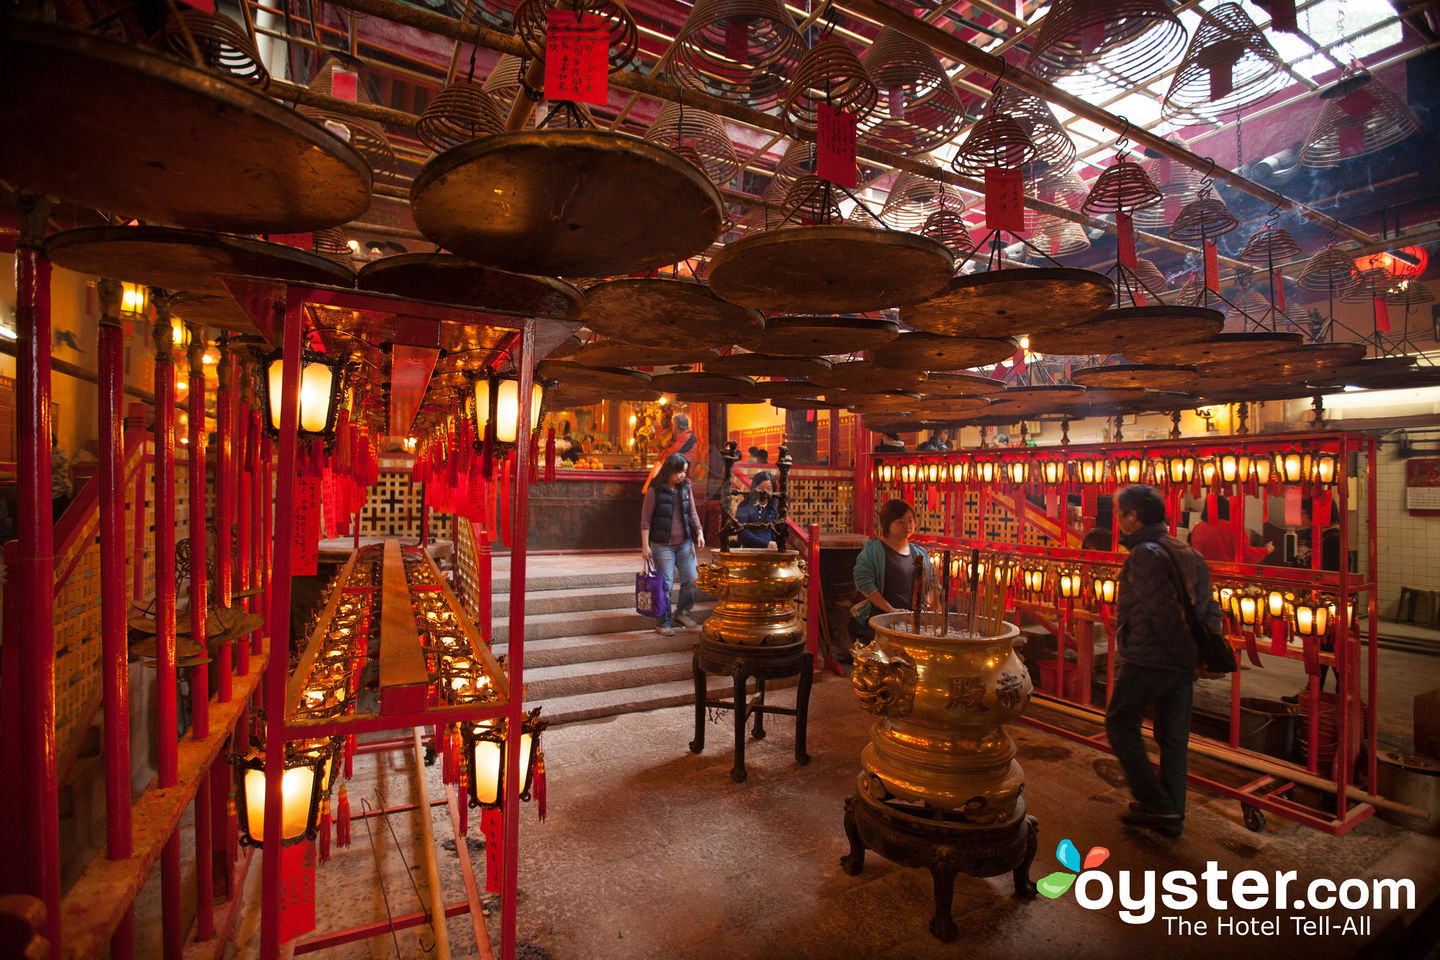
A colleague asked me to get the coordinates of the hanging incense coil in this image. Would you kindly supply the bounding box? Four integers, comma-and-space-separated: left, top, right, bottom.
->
1081, 158, 1163, 215
1223, 288, 1271, 331
312, 227, 353, 265
643, 102, 742, 186
986, 84, 1075, 172
158, 9, 268, 88
770, 139, 816, 194
782, 37, 879, 135
1024, 166, 1085, 232
483, 53, 528, 100
880, 170, 966, 231
951, 115, 1038, 179
1300, 70, 1419, 168
670, 0, 805, 109
776, 175, 846, 227
1239, 224, 1301, 264
1026, 0, 1187, 93
296, 55, 396, 175
1162, 3, 1285, 121
859, 28, 967, 157
1168, 193, 1238, 241
1133, 258, 1169, 298
1384, 280, 1435, 307
1035, 220, 1090, 258
1340, 268, 1401, 303
1297, 247, 1359, 293
920, 208, 974, 256
416, 80, 507, 152
1134, 154, 1203, 230
514, 0, 640, 73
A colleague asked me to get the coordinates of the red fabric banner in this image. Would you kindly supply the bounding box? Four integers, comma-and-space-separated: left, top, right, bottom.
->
544, 11, 609, 106
816, 104, 858, 189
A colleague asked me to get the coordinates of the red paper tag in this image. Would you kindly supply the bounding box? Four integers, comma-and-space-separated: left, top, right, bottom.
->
1374, 297, 1391, 332
1210, 63, 1234, 101
292, 477, 321, 576
1314, 493, 1332, 525
481, 808, 504, 893
724, 17, 747, 62
1081, 24, 1104, 54
1268, 0, 1297, 32
1204, 241, 1220, 292
544, 11, 609, 107
1011, 348, 1026, 376
816, 104, 857, 189
1339, 88, 1379, 119
331, 69, 358, 102
887, 85, 905, 119
320, 468, 338, 540
178, 0, 215, 11
1275, 267, 1286, 311
984, 167, 1024, 232
1283, 485, 1303, 526
1116, 211, 1137, 269
269, 232, 314, 251
1338, 123, 1367, 156
1270, 617, 1288, 656
278, 842, 317, 941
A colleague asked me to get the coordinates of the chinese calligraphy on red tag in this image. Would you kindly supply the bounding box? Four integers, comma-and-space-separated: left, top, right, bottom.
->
984, 167, 1024, 232
545, 12, 609, 107
279, 841, 317, 941
293, 477, 321, 576
816, 104, 857, 189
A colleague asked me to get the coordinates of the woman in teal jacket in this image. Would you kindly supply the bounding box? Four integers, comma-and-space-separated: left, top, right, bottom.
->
850, 498, 932, 644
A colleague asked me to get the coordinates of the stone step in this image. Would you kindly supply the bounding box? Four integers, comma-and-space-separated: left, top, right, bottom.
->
495, 627, 697, 668
490, 569, 635, 595
522, 650, 699, 701
492, 584, 635, 617
491, 602, 713, 643
533, 673, 803, 726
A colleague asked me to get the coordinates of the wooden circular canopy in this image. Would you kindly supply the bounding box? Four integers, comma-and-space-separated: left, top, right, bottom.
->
812, 360, 926, 391
1126, 332, 1303, 368
1070, 363, 1201, 391
572, 340, 720, 368
739, 379, 824, 401
535, 361, 655, 395
914, 372, 1007, 397
357, 253, 581, 320
843, 390, 924, 413
707, 226, 953, 313
650, 372, 755, 397
45, 226, 354, 304
872, 332, 1017, 371
1054, 386, 1148, 412
1232, 342, 1369, 380
744, 316, 901, 356
411, 130, 725, 277
908, 397, 991, 420
901, 267, 1115, 337
984, 384, 1087, 417
770, 396, 847, 410
1307, 356, 1413, 390
704, 353, 831, 378
0, 19, 370, 233
579, 278, 763, 349
1030, 305, 1224, 357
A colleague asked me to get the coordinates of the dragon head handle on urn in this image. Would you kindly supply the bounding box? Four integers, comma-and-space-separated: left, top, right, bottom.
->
851, 641, 919, 717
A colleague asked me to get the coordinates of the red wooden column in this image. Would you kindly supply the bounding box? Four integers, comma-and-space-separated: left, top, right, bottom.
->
261, 427, 274, 657
150, 293, 184, 960
186, 325, 216, 941
96, 280, 136, 960
501, 324, 535, 960
235, 356, 254, 683
260, 296, 305, 960
15, 194, 60, 957
216, 340, 235, 616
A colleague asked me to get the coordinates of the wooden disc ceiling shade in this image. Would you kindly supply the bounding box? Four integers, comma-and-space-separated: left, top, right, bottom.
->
782, 38, 879, 135
1161, 3, 1285, 121
742, 316, 900, 356
1298, 247, 1360, 292
920, 209, 974, 257
1300, 71, 1419, 168
416, 80, 507, 152
880, 171, 966, 231
858, 29, 967, 156
514, 0, 640, 72
572, 340, 720, 367
643, 103, 742, 185
1168, 192, 1238, 241
872, 332, 1017, 371
158, 10, 269, 87
670, 0, 805, 109
297, 56, 397, 175
1239, 224, 1301, 264
1026, 0, 1188, 92
1081, 158, 1163, 215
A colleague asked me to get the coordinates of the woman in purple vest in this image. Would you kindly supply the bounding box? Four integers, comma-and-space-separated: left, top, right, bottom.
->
641, 452, 706, 636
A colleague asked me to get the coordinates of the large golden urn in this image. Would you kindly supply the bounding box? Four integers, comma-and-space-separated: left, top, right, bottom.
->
696, 548, 805, 650
851, 612, 1031, 823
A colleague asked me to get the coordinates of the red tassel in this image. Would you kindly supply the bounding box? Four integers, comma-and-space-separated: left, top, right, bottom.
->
1302, 633, 1321, 676
336, 785, 352, 848
1244, 632, 1263, 668
545, 427, 556, 483
536, 754, 547, 822
1270, 617, 1288, 656
499, 454, 514, 549
481, 421, 495, 480
319, 802, 331, 863
344, 734, 355, 780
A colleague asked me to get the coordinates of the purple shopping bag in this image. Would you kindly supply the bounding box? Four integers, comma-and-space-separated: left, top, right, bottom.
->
636, 558, 668, 618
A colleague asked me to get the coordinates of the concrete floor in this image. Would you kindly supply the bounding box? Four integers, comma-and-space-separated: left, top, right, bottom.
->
217, 667, 1440, 960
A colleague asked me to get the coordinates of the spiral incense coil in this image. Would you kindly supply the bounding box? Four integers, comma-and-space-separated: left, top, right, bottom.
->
1134, 155, 1203, 230
859, 28, 967, 157
1168, 193, 1238, 241
880, 170, 966, 231
1026, 0, 1186, 93
920, 208, 974, 256
951, 115, 1038, 178
1133, 258, 1168, 298
1297, 247, 1359, 292
643, 102, 742, 186
296, 56, 397, 175
514, 0, 640, 73
1384, 279, 1435, 307
1035, 220, 1090, 258
987, 84, 1075, 172
158, 10, 269, 88
670, 0, 805, 109
1162, 3, 1285, 121
416, 80, 507, 152
1223, 288, 1271, 331
1080, 159, 1163, 216
771, 139, 815, 193
312, 227, 353, 265
1023, 166, 1085, 232
482, 53, 528, 100
1300, 70, 1419, 168
1340, 268, 1402, 303
1239, 224, 1301, 264
782, 38, 879, 135
777, 175, 846, 227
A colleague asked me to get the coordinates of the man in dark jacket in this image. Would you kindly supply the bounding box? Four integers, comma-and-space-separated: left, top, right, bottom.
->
1107, 485, 1221, 838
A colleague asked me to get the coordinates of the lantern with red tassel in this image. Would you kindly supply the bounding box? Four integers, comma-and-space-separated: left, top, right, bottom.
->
336, 783, 352, 848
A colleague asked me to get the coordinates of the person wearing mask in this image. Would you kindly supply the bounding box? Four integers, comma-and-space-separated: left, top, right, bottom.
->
641, 452, 705, 636
849, 499, 931, 646
734, 471, 780, 549
1107, 484, 1220, 839
643, 412, 698, 493
1187, 495, 1272, 563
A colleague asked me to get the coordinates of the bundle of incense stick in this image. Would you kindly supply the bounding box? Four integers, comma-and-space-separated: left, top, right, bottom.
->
911, 553, 924, 636
939, 550, 952, 637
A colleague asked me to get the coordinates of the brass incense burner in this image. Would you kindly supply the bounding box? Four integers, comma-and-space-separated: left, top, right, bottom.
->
695, 548, 805, 650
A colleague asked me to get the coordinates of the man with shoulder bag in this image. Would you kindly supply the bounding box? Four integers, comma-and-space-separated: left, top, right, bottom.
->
1107, 485, 1226, 839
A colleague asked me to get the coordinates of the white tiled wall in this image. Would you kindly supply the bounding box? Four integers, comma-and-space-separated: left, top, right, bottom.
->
1374, 444, 1440, 618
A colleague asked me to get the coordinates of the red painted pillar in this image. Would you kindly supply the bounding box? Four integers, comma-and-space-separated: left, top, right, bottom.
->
15, 195, 60, 957
853, 416, 871, 536
260, 428, 273, 657
186, 325, 215, 941
96, 281, 136, 959
501, 323, 535, 960
217, 342, 235, 610
250, 394, 264, 661
806, 523, 821, 662
150, 293, 183, 960
234, 357, 253, 688
261, 296, 305, 960
478, 533, 492, 642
